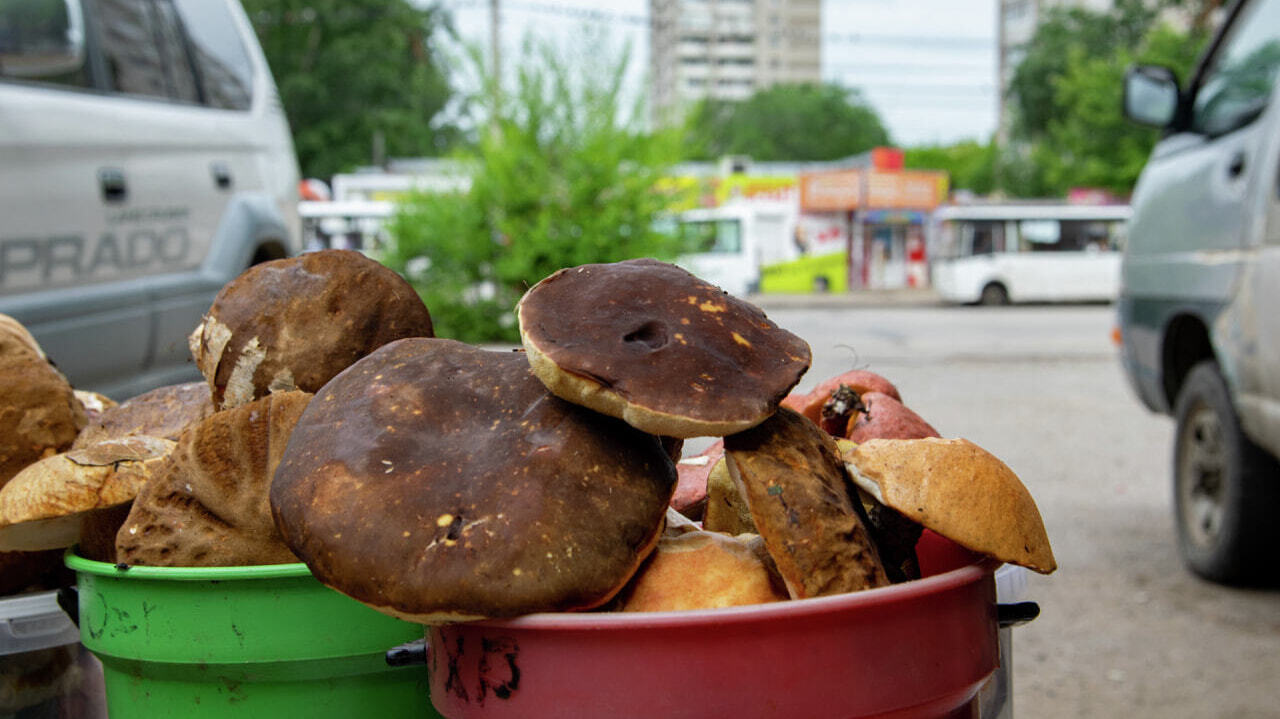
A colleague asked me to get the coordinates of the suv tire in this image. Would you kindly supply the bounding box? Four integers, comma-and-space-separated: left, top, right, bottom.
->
1173, 361, 1280, 585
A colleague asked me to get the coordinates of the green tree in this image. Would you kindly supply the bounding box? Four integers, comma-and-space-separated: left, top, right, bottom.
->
683, 83, 891, 161
381, 38, 688, 343
1007, 1, 1157, 142
1003, 7, 1209, 197
242, 0, 455, 179
903, 141, 998, 195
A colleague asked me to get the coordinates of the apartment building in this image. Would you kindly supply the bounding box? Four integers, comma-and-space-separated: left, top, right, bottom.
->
649, 0, 821, 126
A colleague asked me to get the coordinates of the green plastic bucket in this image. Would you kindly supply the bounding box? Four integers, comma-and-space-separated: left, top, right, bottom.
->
65, 552, 437, 718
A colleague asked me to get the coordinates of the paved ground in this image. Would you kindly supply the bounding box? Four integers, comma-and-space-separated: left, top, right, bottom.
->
751, 298, 1280, 719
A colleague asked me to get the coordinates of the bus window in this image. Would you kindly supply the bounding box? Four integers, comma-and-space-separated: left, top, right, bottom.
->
1020, 220, 1061, 250
966, 221, 1002, 255
1019, 219, 1124, 253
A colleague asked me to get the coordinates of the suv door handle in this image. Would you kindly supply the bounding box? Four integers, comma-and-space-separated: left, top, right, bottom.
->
98, 167, 127, 203
1228, 152, 1246, 178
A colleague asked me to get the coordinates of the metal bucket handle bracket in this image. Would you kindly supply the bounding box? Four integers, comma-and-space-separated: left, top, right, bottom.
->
997, 601, 1040, 628
386, 637, 428, 666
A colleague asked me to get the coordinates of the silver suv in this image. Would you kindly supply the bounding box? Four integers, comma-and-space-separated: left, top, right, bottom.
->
1120, 0, 1280, 584
0, 0, 301, 400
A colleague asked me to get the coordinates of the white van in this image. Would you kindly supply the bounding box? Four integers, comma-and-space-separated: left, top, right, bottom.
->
0, 0, 301, 399
1119, 0, 1280, 584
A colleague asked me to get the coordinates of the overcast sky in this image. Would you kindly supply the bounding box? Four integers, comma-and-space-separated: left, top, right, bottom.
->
443, 0, 998, 147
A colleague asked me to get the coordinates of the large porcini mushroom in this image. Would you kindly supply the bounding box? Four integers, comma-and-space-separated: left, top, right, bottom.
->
724, 407, 889, 598
270, 338, 677, 623
517, 258, 811, 439
1, 315, 85, 489
115, 390, 312, 567
843, 437, 1057, 574
189, 249, 435, 410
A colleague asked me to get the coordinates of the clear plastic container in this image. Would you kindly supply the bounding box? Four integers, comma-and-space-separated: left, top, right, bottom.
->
0, 590, 106, 719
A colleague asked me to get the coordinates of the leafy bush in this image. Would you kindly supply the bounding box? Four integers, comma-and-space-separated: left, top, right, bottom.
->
383, 38, 688, 343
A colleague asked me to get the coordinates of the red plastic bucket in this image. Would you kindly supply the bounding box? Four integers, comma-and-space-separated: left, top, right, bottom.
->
427, 532, 999, 719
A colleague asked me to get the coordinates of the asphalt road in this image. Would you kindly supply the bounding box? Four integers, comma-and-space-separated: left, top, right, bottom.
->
756, 302, 1280, 719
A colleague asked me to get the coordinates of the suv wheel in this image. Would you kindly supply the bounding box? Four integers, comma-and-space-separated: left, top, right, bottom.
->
1173, 361, 1280, 585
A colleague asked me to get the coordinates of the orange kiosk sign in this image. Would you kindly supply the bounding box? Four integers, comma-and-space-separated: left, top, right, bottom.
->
798, 168, 948, 290
799, 169, 947, 212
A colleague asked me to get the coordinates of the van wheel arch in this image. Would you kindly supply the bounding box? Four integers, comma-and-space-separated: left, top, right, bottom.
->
1162, 313, 1215, 409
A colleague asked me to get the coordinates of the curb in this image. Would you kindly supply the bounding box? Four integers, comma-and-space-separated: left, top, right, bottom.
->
747, 290, 945, 310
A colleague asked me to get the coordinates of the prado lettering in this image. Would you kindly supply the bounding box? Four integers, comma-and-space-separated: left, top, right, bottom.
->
0, 229, 192, 291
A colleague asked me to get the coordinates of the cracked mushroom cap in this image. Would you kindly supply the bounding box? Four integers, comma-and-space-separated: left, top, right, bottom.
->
189, 249, 434, 410
270, 338, 677, 623
844, 437, 1057, 574
517, 259, 811, 439
0, 436, 174, 554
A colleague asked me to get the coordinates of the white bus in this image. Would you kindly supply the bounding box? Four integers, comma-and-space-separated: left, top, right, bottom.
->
929, 203, 1132, 305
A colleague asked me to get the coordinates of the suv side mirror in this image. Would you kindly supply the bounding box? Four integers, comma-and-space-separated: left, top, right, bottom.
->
1123, 65, 1181, 128
0, 0, 85, 80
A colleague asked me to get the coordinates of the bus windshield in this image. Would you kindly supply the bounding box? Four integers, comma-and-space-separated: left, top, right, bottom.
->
682, 219, 743, 254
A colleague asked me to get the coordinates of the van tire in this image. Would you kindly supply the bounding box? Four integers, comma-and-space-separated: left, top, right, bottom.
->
1172, 361, 1280, 585
979, 282, 1008, 306
813, 275, 830, 293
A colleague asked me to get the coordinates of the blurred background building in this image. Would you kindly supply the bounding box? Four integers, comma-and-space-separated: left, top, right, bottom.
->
649, 0, 822, 126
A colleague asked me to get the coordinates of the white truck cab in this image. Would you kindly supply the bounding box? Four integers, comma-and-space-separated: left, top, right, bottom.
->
0, 0, 300, 399
673, 200, 798, 297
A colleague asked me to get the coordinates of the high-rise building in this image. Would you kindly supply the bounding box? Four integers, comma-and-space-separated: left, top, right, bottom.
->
649, 0, 822, 126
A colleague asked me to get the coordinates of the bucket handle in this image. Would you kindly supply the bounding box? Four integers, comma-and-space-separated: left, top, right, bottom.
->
386, 637, 429, 666
57, 586, 79, 627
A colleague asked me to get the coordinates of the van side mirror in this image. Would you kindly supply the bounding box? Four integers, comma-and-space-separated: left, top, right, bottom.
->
1123, 65, 1181, 128
0, 0, 85, 81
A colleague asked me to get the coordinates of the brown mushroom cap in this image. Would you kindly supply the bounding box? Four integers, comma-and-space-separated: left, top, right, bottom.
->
1, 320, 85, 489
724, 407, 889, 598
189, 249, 434, 410
270, 338, 677, 623
517, 259, 811, 439
72, 382, 213, 449
844, 437, 1057, 574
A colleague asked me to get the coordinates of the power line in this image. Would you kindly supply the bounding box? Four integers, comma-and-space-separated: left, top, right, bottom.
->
441, 0, 996, 47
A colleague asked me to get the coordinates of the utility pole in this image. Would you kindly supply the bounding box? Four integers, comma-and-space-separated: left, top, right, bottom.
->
487, 0, 503, 139
490, 0, 501, 106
